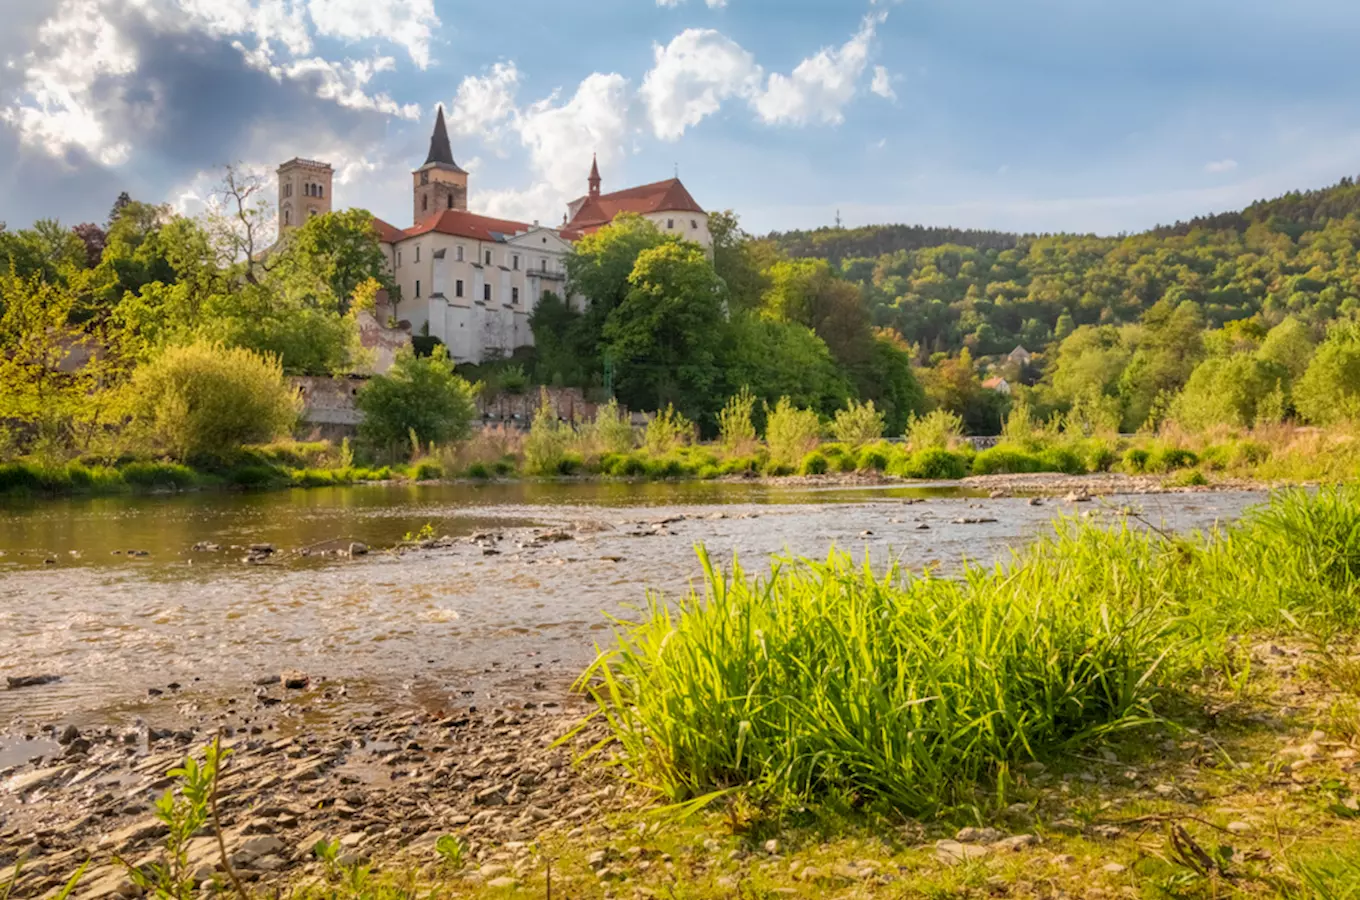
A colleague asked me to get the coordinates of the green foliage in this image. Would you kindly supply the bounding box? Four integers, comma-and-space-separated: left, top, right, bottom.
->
643, 404, 694, 455
721, 312, 852, 415
906, 409, 964, 450
799, 451, 829, 475
128, 342, 299, 461
829, 399, 885, 447
764, 397, 821, 466
582, 399, 635, 456
524, 390, 576, 476
1296, 323, 1360, 425
895, 447, 972, 479
856, 443, 891, 471
355, 346, 477, 454
1146, 446, 1199, 473
718, 387, 758, 454
1171, 353, 1286, 429
972, 446, 1044, 475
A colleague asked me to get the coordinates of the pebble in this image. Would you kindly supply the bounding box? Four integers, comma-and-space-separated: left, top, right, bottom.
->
1102, 862, 1127, 874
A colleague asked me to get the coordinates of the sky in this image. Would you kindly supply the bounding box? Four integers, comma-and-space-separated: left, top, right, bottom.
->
3, 0, 1360, 237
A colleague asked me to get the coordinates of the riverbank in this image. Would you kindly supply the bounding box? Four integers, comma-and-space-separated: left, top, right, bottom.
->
5, 489, 1360, 899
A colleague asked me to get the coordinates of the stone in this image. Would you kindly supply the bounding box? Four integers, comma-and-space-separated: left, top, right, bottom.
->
479, 864, 510, 879
1102, 862, 1127, 874
58, 724, 81, 745
281, 670, 310, 690
993, 834, 1039, 852
349, 543, 369, 556
1091, 825, 1123, 840
236, 835, 286, 859
935, 840, 990, 864
1227, 821, 1252, 834
955, 826, 1003, 844
485, 877, 517, 889
6, 674, 60, 689
763, 839, 779, 855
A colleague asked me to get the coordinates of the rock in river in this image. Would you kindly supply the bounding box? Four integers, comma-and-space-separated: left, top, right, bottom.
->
281, 670, 310, 690
7, 674, 61, 689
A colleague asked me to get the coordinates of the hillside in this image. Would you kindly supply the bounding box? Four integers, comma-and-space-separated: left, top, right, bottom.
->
764, 177, 1360, 360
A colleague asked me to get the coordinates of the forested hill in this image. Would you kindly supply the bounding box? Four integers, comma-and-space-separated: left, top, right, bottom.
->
767, 224, 1022, 264
758, 177, 1360, 368
1151, 177, 1360, 238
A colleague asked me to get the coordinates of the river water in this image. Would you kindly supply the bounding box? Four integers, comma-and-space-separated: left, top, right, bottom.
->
0, 481, 1268, 739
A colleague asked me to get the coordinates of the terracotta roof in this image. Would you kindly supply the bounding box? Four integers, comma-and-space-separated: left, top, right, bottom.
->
565, 178, 705, 233
982, 376, 1009, 390
393, 208, 536, 243
372, 217, 406, 244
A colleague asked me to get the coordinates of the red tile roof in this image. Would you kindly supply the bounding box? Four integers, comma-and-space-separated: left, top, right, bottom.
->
374, 209, 536, 244
565, 178, 705, 234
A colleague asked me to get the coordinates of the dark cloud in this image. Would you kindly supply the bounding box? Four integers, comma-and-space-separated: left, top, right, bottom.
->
0, 4, 399, 228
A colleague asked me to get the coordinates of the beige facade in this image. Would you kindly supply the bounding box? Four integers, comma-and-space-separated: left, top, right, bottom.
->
644, 210, 712, 251
277, 158, 332, 235
388, 228, 571, 363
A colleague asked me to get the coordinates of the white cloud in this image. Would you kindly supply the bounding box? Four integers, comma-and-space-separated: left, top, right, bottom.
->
870, 65, 896, 101
1205, 158, 1239, 174
639, 29, 760, 140
750, 12, 884, 126
515, 73, 632, 199
2, 0, 438, 165
304, 0, 439, 69
447, 61, 521, 139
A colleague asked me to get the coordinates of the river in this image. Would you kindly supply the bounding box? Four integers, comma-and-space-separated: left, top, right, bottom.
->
0, 481, 1268, 744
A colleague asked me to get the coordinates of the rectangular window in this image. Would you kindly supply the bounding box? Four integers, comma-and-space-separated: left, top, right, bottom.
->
512, 287, 520, 303
512, 254, 520, 270
455, 280, 463, 298
485, 250, 492, 265
415, 245, 420, 263
415, 280, 421, 298
540, 258, 547, 272
397, 250, 401, 267
667, 218, 675, 229
456, 245, 464, 262
483, 284, 491, 302
691, 219, 698, 229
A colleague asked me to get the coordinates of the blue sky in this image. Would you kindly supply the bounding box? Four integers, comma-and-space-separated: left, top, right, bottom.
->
3, 0, 1360, 236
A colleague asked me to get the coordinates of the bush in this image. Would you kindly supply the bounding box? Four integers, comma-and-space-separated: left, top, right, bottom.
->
356, 346, 478, 455
224, 465, 279, 488
1078, 438, 1119, 473
644, 405, 695, 455
800, 451, 829, 475
583, 399, 636, 456
120, 461, 198, 489
1122, 448, 1150, 473
1167, 469, 1208, 487
411, 460, 444, 481
972, 446, 1042, 476
765, 397, 821, 466
1147, 446, 1198, 473
524, 390, 575, 475
830, 399, 885, 447
1037, 446, 1086, 475
466, 462, 491, 479
897, 448, 971, 480
129, 342, 300, 462
857, 444, 891, 471
906, 409, 964, 450
718, 388, 758, 454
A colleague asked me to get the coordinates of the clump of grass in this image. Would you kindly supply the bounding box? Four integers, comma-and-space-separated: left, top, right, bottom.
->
581, 526, 1188, 815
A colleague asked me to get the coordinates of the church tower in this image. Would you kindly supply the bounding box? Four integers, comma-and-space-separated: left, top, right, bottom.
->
277, 158, 333, 237
413, 106, 468, 224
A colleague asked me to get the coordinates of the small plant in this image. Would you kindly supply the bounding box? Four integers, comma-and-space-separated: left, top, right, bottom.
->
582, 399, 635, 456
338, 437, 354, 470
644, 405, 694, 455
906, 409, 964, 450
765, 397, 821, 466
524, 389, 575, 475
718, 388, 759, 455
403, 522, 437, 542
434, 834, 467, 871
830, 399, 885, 447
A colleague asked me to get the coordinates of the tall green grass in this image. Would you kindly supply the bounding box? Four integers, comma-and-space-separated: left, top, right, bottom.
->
580, 488, 1360, 815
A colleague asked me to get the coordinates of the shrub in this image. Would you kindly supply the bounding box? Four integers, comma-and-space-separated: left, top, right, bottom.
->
1079, 438, 1119, 473
129, 342, 300, 462
1037, 446, 1086, 475
972, 446, 1041, 475
857, 444, 891, 472
120, 461, 198, 489
644, 405, 694, 455
524, 390, 575, 476
906, 409, 964, 451
411, 460, 444, 481
1122, 447, 1150, 473
356, 346, 478, 456
800, 451, 829, 475
898, 448, 971, 480
583, 399, 636, 456
1147, 446, 1198, 473
765, 397, 821, 466
224, 465, 279, 488
718, 388, 758, 455
830, 399, 885, 447
1167, 469, 1208, 487
466, 462, 491, 479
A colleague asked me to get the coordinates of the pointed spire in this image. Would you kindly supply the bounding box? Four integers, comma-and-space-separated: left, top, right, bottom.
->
588, 153, 601, 198
425, 105, 457, 167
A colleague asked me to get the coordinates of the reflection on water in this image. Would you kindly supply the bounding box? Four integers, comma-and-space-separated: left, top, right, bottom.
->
0, 481, 1267, 729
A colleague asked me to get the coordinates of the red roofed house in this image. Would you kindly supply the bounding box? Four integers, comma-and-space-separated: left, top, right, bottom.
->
277, 107, 711, 367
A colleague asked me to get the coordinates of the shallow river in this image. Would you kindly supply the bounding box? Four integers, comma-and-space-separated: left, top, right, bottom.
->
0, 481, 1267, 739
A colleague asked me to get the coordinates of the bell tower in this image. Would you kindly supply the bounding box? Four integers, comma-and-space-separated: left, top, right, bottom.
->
277, 158, 333, 238
413, 105, 468, 224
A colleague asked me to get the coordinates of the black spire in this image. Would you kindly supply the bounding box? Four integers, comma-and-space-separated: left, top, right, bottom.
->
424, 105, 457, 167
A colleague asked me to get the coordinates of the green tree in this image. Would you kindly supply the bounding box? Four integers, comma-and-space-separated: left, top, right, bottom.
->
603, 241, 727, 417
721, 312, 851, 415
1294, 323, 1360, 425
270, 208, 395, 313
1257, 316, 1316, 382
128, 341, 300, 461
1170, 354, 1286, 429
355, 346, 479, 453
